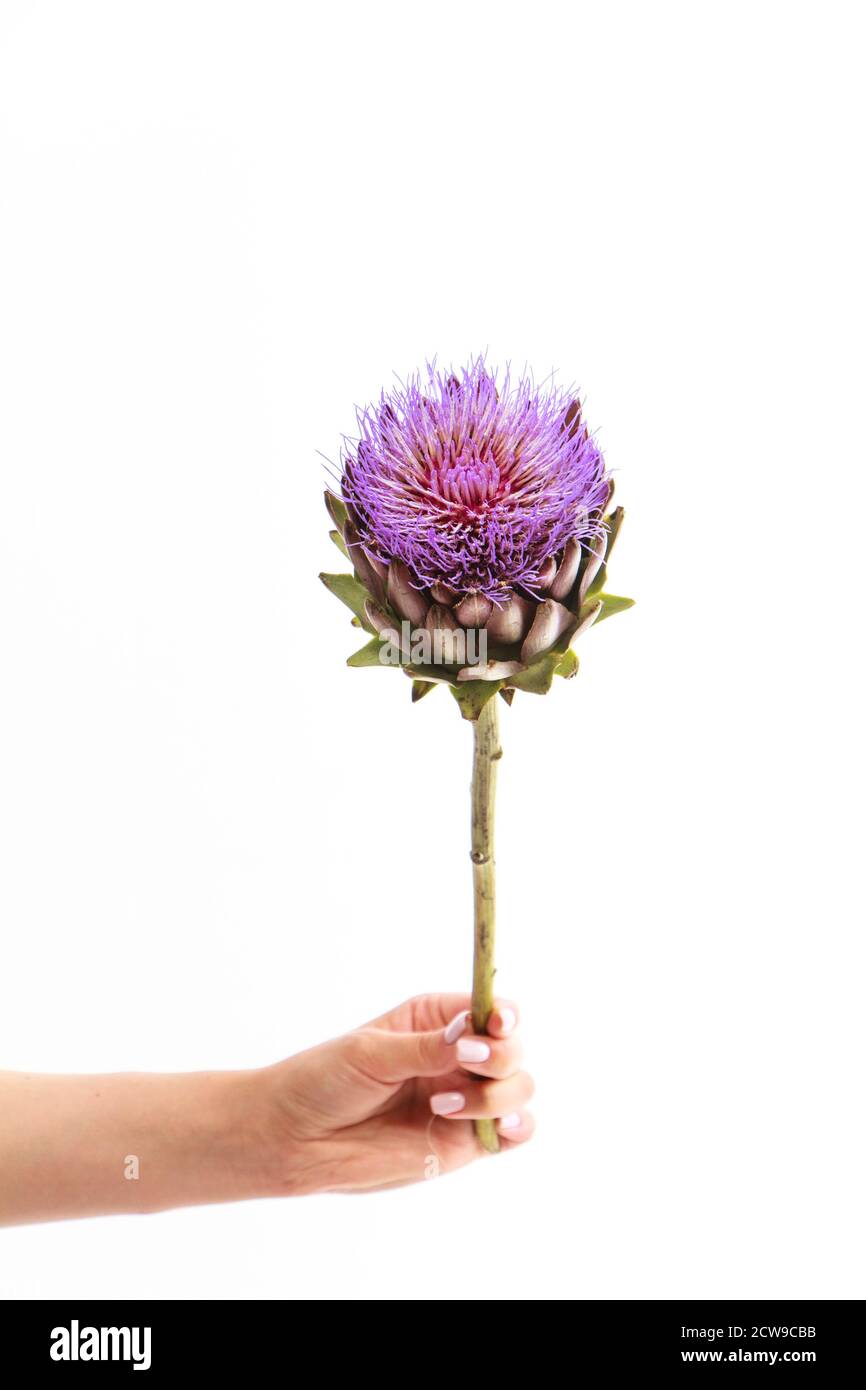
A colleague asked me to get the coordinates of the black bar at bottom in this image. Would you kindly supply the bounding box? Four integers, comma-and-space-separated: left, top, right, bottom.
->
0, 1298, 862, 1373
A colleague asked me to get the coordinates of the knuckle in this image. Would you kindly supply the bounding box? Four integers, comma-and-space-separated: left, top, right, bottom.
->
494, 1038, 523, 1073
477, 1082, 503, 1117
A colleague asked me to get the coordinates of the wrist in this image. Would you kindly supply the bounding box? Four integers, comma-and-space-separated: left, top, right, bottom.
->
136, 1067, 331, 1208
212, 1068, 290, 1203
127, 1069, 288, 1214
123, 1068, 302, 1213
246, 1062, 337, 1200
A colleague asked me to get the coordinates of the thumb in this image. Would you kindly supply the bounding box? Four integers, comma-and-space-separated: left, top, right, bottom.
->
351, 1009, 470, 1085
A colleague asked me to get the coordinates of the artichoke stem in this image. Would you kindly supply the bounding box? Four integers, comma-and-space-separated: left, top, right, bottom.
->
470, 696, 502, 1154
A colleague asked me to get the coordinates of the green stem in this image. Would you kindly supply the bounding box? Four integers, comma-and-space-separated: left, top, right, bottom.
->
470, 696, 502, 1154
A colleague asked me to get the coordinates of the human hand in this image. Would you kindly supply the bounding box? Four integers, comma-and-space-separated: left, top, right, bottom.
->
263, 993, 535, 1194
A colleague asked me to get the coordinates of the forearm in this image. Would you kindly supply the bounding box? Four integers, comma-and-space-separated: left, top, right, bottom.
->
0, 1068, 285, 1225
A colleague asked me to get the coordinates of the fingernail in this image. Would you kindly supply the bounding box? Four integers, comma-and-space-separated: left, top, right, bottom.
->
444, 1010, 470, 1045
498, 1112, 521, 1130
497, 1007, 517, 1036
457, 1039, 490, 1064
430, 1091, 466, 1116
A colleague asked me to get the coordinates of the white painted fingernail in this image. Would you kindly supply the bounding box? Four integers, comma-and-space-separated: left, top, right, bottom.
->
444, 1010, 470, 1045
430, 1091, 466, 1116
498, 1112, 522, 1130
497, 1007, 517, 1036
457, 1039, 490, 1063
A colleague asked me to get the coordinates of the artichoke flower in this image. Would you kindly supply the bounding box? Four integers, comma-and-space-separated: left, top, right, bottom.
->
321, 360, 633, 1153
321, 359, 633, 719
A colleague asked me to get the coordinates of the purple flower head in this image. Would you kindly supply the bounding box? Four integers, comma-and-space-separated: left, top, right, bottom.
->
340, 358, 611, 604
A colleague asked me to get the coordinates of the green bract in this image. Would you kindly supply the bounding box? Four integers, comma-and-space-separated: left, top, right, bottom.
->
320, 492, 634, 721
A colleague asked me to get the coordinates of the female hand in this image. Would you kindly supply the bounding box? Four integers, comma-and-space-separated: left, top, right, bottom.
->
265, 992, 535, 1194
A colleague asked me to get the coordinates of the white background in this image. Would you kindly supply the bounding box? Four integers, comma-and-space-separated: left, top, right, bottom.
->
1, 0, 863, 1300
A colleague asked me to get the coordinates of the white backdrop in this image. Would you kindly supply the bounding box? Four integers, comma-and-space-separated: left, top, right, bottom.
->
1, 0, 863, 1300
